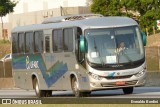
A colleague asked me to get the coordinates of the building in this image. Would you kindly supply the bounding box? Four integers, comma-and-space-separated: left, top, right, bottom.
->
0, 0, 91, 40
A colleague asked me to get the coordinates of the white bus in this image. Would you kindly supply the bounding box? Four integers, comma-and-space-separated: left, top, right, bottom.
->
11, 14, 147, 97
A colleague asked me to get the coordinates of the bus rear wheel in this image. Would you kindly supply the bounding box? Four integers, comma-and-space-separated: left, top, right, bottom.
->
122, 87, 134, 94
33, 78, 52, 97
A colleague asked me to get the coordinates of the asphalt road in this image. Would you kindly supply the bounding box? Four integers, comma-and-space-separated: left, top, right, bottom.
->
0, 87, 160, 98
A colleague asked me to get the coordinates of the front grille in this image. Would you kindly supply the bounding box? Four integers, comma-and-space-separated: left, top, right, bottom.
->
105, 75, 133, 80
101, 80, 138, 87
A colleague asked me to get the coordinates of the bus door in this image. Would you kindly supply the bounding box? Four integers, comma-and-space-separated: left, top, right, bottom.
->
43, 31, 56, 88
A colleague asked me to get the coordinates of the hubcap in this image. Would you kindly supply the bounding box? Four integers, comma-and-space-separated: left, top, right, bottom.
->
73, 80, 78, 93
35, 80, 39, 94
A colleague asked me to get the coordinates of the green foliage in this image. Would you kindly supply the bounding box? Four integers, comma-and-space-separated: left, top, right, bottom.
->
0, 0, 17, 17
140, 9, 160, 32
135, 0, 160, 16
91, 0, 160, 33
91, 0, 121, 16
0, 39, 11, 44
0, 0, 17, 40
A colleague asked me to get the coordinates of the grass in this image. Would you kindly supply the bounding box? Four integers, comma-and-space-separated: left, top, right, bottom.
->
0, 39, 11, 44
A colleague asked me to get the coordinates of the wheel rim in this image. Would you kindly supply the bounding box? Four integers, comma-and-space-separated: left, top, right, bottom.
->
73, 79, 78, 94
35, 80, 40, 95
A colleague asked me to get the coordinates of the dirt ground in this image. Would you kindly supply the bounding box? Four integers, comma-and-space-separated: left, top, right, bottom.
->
0, 78, 14, 89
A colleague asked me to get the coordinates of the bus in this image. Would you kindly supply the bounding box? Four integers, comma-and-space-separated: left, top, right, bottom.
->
11, 14, 147, 97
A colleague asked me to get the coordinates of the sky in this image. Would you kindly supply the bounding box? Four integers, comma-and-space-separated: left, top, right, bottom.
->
13, 0, 86, 14
3, 0, 87, 22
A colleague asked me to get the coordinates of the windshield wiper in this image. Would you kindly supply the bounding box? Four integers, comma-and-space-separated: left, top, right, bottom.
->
93, 37, 105, 66
121, 50, 134, 65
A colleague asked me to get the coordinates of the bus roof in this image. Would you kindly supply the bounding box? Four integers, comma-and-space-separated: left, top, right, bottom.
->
12, 14, 138, 33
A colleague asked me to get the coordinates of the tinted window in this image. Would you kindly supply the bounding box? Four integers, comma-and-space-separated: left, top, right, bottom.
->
64, 28, 73, 51
45, 36, 50, 52
12, 33, 18, 53
25, 32, 34, 53
34, 31, 44, 53
52, 29, 63, 52
18, 33, 25, 53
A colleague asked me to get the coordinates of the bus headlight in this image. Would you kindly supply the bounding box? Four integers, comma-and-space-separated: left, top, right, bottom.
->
135, 69, 145, 77
89, 72, 102, 80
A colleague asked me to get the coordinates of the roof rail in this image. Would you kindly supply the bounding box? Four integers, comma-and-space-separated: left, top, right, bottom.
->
42, 14, 103, 24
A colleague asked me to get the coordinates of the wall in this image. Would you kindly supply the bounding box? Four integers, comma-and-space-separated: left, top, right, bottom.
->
0, 6, 91, 40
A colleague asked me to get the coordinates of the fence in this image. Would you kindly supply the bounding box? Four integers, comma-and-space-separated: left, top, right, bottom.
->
0, 60, 12, 77
145, 46, 160, 71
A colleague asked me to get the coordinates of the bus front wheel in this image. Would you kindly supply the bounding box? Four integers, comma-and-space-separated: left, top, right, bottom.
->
71, 77, 84, 97
122, 87, 134, 94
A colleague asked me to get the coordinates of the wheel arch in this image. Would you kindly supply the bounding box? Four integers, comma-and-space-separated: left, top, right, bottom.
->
70, 72, 79, 88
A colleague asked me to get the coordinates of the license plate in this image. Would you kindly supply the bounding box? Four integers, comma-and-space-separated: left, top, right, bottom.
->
116, 81, 125, 85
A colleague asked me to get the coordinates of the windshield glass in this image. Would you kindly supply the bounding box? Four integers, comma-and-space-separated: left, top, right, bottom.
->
85, 26, 144, 65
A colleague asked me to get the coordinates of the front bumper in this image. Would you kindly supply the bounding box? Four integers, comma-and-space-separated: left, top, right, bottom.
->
89, 72, 146, 91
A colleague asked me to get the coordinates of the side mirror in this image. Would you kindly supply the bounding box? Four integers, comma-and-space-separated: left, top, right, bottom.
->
80, 35, 86, 53
141, 32, 147, 46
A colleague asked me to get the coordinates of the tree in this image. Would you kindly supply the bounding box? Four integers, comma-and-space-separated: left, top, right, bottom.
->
134, 0, 160, 16
91, 0, 121, 16
91, 0, 160, 33
0, 0, 17, 40
120, 0, 137, 16
140, 9, 160, 32
137, 0, 160, 32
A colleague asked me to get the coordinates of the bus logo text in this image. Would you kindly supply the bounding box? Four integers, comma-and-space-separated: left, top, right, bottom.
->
26, 56, 39, 69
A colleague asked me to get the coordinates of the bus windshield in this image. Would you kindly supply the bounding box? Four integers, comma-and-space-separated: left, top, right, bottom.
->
85, 26, 144, 66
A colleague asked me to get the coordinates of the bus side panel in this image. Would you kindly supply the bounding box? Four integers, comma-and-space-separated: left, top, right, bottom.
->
40, 52, 72, 90
12, 54, 48, 90
12, 52, 91, 91
59, 52, 91, 91
13, 70, 39, 90
12, 54, 32, 90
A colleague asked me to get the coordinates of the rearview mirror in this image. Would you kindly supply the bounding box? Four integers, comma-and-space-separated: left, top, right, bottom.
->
80, 35, 86, 53
141, 32, 147, 46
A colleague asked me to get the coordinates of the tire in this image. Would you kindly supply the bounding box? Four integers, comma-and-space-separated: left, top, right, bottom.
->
33, 78, 45, 97
122, 87, 134, 94
45, 90, 52, 97
71, 77, 83, 97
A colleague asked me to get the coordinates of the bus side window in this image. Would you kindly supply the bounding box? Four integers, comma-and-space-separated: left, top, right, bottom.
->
52, 29, 63, 52
25, 32, 34, 53
63, 28, 73, 51
45, 36, 50, 53
34, 31, 44, 53
18, 33, 25, 54
12, 33, 19, 54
